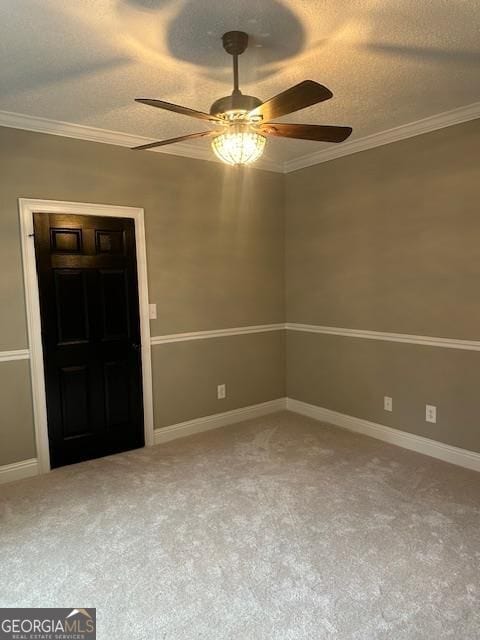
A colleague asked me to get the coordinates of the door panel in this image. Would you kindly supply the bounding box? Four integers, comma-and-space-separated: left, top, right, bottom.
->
59, 365, 92, 438
104, 360, 131, 429
34, 213, 144, 468
100, 270, 130, 340
54, 270, 89, 344
51, 228, 83, 253
95, 229, 125, 255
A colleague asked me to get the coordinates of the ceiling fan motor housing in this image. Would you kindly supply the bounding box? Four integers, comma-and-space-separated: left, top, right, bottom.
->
210, 93, 262, 117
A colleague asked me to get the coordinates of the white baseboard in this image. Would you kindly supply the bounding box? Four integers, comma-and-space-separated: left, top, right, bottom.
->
6, 398, 477, 483
154, 398, 287, 445
286, 398, 480, 473
0, 458, 39, 485
0, 401, 286, 485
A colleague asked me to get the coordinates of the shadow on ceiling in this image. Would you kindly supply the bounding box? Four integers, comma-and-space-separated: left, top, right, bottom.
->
121, 0, 170, 9
355, 3, 480, 67
3, 56, 131, 96
116, 0, 480, 89
360, 43, 480, 66
117, 0, 306, 83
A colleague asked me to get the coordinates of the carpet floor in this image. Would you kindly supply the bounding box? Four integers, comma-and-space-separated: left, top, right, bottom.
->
1, 411, 479, 639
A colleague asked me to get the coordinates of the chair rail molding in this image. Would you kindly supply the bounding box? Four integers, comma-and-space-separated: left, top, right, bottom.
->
151, 323, 285, 345
0, 349, 30, 363
5, 322, 478, 354
286, 323, 480, 351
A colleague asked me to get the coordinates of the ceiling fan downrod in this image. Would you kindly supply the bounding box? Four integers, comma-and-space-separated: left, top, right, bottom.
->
209, 31, 262, 116
221, 30, 249, 95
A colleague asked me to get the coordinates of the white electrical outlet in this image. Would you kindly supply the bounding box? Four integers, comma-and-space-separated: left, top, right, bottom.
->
384, 396, 393, 412
149, 303, 157, 320
426, 404, 437, 423
217, 384, 226, 400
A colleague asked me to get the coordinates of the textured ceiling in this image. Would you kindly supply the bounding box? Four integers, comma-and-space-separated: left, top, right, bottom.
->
1, 0, 479, 163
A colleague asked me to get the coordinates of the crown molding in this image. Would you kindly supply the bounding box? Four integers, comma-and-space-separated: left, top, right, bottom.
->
0, 109, 283, 173
284, 101, 480, 173
1, 102, 479, 175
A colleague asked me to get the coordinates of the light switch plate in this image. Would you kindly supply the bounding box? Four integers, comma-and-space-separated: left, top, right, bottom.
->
149, 303, 157, 320
384, 396, 392, 412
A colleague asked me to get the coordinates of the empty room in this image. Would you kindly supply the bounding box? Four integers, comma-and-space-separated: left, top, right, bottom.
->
0, 1, 479, 638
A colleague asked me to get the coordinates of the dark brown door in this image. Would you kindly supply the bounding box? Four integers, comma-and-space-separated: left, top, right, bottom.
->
33, 213, 144, 468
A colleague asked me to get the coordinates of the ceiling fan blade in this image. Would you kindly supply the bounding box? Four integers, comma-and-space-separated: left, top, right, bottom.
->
132, 131, 214, 151
249, 81, 333, 122
135, 98, 220, 122
260, 123, 352, 143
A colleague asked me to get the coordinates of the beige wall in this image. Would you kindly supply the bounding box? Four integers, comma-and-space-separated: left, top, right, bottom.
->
286, 118, 480, 453
2, 117, 479, 467
287, 331, 480, 453
0, 360, 35, 463
154, 331, 285, 427
0, 126, 285, 465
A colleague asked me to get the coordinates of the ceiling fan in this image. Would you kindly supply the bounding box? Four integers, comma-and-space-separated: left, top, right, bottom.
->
132, 31, 352, 166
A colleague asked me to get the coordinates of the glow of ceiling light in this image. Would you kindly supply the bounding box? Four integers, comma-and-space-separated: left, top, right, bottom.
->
211, 124, 266, 166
